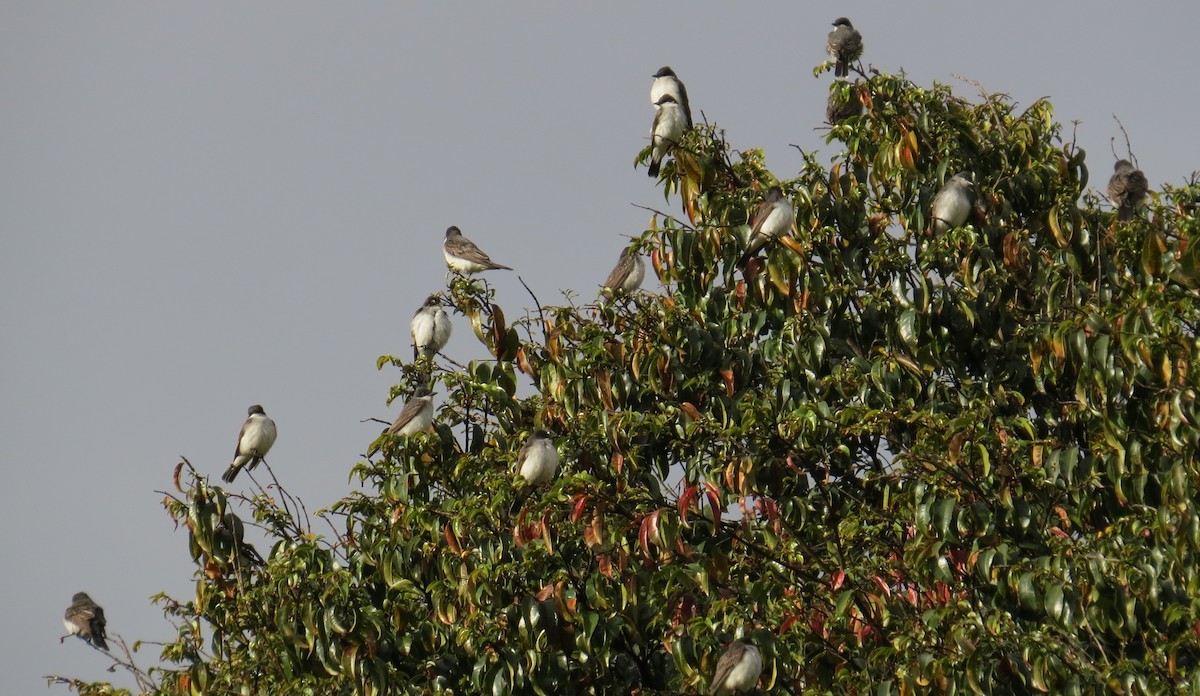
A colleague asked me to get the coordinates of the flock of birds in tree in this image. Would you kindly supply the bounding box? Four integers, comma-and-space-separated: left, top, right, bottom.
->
60, 16, 1152, 695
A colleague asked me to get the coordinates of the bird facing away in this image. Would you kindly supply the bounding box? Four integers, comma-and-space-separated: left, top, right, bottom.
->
387, 387, 434, 437
709, 639, 762, 695
602, 247, 645, 294
650, 66, 693, 129
826, 82, 863, 124
442, 226, 512, 274
648, 95, 687, 178
929, 172, 976, 235
517, 430, 559, 485
63, 592, 108, 650
1107, 159, 1149, 222
410, 294, 452, 360
221, 404, 278, 483
827, 17, 863, 78
736, 186, 795, 267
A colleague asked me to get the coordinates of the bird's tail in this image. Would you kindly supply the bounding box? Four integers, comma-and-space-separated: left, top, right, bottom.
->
92, 634, 109, 651
835, 61, 848, 78
489, 262, 513, 271
648, 159, 661, 177
1117, 205, 1133, 222
221, 463, 242, 483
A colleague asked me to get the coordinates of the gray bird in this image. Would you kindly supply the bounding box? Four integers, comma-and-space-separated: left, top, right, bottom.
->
62, 592, 108, 650
443, 226, 512, 274
411, 294, 452, 360
387, 387, 434, 438
221, 404, 278, 483
648, 95, 687, 178
827, 17, 863, 78
736, 186, 794, 267
709, 639, 762, 695
651, 66, 693, 129
516, 430, 559, 485
929, 172, 976, 235
826, 81, 863, 124
602, 247, 645, 294
1107, 159, 1148, 222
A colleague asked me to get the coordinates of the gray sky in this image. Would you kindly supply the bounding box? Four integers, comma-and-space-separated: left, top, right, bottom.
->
3, 2, 1197, 689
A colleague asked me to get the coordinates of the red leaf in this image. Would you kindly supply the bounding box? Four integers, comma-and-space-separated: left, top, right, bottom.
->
703, 481, 722, 529
832, 569, 846, 591
678, 484, 697, 527
571, 494, 589, 522
872, 576, 892, 599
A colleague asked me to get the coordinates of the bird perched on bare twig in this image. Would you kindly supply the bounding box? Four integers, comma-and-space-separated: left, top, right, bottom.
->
651, 66, 692, 129
62, 592, 108, 650
709, 639, 762, 694
648, 95, 687, 178
411, 294, 451, 360
221, 405, 277, 483
827, 17, 863, 78
602, 247, 645, 294
736, 186, 794, 268
1107, 159, 1148, 222
442, 226, 512, 274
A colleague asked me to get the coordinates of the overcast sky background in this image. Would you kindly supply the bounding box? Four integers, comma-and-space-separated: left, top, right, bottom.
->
3, 2, 1197, 690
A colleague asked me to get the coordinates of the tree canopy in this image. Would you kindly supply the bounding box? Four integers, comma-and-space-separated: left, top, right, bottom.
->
53, 66, 1200, 695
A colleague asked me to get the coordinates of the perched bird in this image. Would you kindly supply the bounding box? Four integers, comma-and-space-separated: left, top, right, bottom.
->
736, 186, 794, 267
1107, 159, 1149, 222
62, 592, 108, 650
221, 405, 278, 483
826, 82, 863, 124
709, 639, 762, 695
602, 247, 645, 294
387, 387, 434, 437
516, 430, 559, 485
827, 17, 863, 78
651, 66, 692, 129
648, 95, 687, 178
411, 294, 452, 360
442, 226, 512, 274
929, 172, 976, 235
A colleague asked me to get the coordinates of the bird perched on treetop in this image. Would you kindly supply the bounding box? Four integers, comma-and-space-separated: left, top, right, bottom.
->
221, 405, 277, 483
736, 186, 794, 268
62, 592, 108, 650
709, 639, 762, 694
1107, 159, 1148, 222
411, 294, 452, 360
928, 172, 976, 235
442, 226, 512, 274
827, 17, 863, 78
648, 94, 687, 178
516, 430, 559, 485
602, 247, 645, 295
650, 66, 692, 129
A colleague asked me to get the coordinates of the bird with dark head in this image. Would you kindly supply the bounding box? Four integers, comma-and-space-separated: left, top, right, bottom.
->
442, 226, 512, 274
648, 94, 687, 178
221, 404, 277, 483
411, 294, 451, 360
1107, 159, 1148, 222
602, 247, 645, 295
827, 17, 863, 78
736, 186, 794, 268
62, 592, 108, 650
651, 66, 692, 129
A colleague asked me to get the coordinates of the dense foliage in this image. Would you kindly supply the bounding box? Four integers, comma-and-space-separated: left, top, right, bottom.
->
54, 69, 1200, 695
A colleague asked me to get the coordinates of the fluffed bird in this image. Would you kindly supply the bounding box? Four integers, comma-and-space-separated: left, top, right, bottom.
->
516, 430, 559, 485
602, 247, 645, 294
736, 186, 794, 267
709, 639, 762, 695
443, 226, 512, 274
651, 66, 692, 129
387, 387, 434, 438
648, 95, 687, 178
221, 405, 277, 483
826, 81, 863, 124
929, 172, 976, 235
411, 294, 452, 360
62, 592, 108, 650
1107, 159, 1148, 222
827, 17, 863, 78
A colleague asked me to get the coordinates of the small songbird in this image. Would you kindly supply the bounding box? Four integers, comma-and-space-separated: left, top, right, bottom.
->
736, 186, 794, 267
516, 430, 559, 485
221, 405, 278, 483
62, 592, 108, 650
1107, 159, 1149, 222
650, 66, 693, 129
602, 247, 645, 294
648, 95, 687, 178
387, 387, 434, 437
826, 82, 863, 124
411, 294, 452, 360
827, 17, 863, 78
929, 172, 976, 235
442, 226, 512, 274
709, 639, 762, 695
